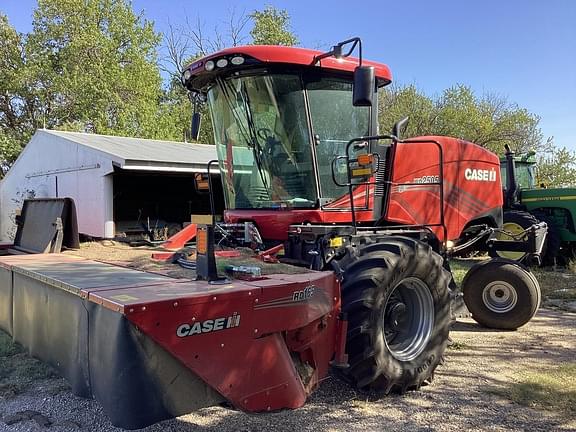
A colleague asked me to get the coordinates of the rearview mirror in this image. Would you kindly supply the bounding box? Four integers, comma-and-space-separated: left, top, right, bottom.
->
191, 112, 201, 141
353, 66, 375, 107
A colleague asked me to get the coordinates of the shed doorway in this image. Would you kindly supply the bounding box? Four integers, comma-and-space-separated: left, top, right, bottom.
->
112, 169, 223, 241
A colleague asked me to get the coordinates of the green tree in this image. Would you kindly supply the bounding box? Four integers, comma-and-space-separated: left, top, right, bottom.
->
250, 6, 298, 46
0, 0, 172, 176
378, 85, 437, 139
0, 14, 31, 176
159, 6, 298, 144
435, 85, 543, 154
157, 76, 213, 144
380, 84, 544, 154
535, 142, 576, 187
26, 0, 163, 137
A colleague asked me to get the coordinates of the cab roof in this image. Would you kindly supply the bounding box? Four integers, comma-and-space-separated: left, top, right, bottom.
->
183, 45, 392, 91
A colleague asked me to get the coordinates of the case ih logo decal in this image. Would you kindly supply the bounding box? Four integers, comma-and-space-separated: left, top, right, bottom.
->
464, 168, 497, 182
176, 312, 241, 337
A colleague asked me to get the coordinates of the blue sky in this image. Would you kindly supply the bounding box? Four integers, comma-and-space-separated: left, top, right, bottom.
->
2, 0, 575, 150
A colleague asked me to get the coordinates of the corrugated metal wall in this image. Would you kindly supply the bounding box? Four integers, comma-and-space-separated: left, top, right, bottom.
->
0, 131, 115, 240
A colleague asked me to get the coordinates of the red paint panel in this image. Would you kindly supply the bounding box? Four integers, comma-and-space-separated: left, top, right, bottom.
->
119, 271, 338, 412
89, 279, 258, 312
160, 224, 197, 250
386, 137, 502, 241
252, 273, 337, 334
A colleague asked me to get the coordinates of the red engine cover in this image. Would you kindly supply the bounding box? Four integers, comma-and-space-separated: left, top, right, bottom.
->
386, 136, 503, 241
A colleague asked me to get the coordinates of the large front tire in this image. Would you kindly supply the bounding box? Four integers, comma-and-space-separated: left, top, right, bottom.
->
340, 237, 451, 394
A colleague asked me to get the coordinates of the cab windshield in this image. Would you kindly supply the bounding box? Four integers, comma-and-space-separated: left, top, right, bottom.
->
207, 72, 370, 209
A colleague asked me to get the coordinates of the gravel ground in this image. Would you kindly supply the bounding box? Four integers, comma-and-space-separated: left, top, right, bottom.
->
1, 308, 574, 432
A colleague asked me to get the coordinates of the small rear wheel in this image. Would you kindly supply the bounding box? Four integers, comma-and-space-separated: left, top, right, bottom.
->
462, 259, 540, 329
340, 237, 451, 394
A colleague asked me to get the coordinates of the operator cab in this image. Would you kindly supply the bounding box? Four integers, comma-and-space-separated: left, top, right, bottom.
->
181, 41, 392, 222
501, 159, 537, 190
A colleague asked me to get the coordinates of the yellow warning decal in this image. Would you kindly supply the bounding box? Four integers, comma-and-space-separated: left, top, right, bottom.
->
329, 237, 343, 247
352, 167, 372, 177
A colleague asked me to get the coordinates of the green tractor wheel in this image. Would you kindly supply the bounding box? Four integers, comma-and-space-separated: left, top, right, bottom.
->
531, 212, 561, 266
489, 210, 539, 262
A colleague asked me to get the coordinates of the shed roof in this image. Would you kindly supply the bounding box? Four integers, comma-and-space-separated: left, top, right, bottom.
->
40, 129, 217, 172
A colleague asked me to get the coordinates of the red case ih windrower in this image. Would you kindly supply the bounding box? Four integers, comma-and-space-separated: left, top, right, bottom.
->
0, 38, 546, 429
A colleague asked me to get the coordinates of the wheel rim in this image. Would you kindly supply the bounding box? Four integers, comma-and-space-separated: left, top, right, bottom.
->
495, 222, 527, 261
382, 277, 434, 362
482, 281, 518, 313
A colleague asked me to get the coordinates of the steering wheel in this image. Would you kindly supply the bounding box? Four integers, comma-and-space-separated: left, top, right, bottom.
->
257, 128, 274, 141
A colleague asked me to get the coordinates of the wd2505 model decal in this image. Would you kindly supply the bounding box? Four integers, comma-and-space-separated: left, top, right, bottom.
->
176, 312, 241, 337
413, 175, 439, 184
464, 168, 497, 182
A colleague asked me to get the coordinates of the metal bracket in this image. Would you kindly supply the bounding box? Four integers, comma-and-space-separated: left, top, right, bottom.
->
50, 217, 64, 253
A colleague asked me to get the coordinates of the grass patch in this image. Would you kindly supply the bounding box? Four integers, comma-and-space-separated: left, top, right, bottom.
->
0, 330, 57, 398
494, 363, 576, 418
0, 330, 24, 357
567, 259, 576, 275
448, 259, 475, 286
532, 268, 576, 300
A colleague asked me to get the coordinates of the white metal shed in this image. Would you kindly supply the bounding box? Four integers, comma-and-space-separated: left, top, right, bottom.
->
0, 130, 219, 241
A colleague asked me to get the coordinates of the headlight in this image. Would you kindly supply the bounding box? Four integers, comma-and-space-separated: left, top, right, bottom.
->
231, 56, 245, 65
216, 58, 229, 68
182, 69, 192, 81
205, 60, 215, 71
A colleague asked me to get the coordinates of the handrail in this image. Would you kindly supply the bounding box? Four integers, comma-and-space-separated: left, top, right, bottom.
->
334, 135, 447, 243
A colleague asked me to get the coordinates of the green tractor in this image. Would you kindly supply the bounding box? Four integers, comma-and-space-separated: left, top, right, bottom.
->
495, 145, 576, 264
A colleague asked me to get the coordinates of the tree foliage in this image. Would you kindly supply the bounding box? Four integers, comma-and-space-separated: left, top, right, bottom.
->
27, 0, 163, 136
0, 1, 169, 177
0, 14, 29, 175
250, 6, 298, 46
379, 83, 576, 186
160, 6, 298, 145
536, 142, 576, 187
379, 84, 543, 154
